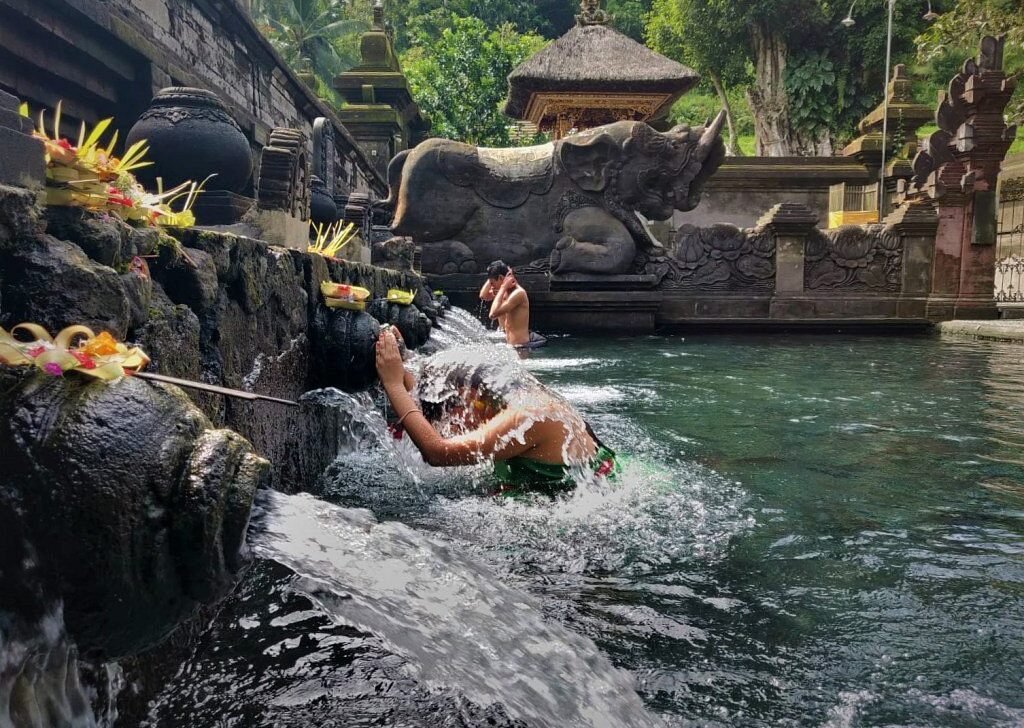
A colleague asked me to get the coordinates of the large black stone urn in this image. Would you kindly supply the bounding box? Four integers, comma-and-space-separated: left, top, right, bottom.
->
126, 87, 253, 192
310, 175, 338, 225
310, 308, 381, 391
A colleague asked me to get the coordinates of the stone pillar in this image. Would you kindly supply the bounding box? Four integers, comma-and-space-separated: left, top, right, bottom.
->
759, 204, 819, 315
898, 36, 1018, 321
884, 201, 939, 319
0, 90, 45, 188
253, 128, 311, 250
341, 193, 372, 263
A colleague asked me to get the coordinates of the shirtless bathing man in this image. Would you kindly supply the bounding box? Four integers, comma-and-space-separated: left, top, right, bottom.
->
478, 260, 531, 347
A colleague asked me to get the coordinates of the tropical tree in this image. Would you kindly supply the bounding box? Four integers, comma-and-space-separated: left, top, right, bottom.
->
604, 0, 655, 42
646, 0, 750, 154
381, 0, 556, 51
645, 0, 935, 156
251, 0, 369, 92
401, 16, 548, 146
916, 0, 1023, 125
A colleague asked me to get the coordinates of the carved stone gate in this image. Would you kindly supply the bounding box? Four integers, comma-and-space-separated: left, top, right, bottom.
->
996, 153, 1024, 312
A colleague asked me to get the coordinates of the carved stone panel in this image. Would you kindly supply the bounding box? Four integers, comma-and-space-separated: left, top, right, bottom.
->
638, 223, 776, 291
804, 225, 903, 291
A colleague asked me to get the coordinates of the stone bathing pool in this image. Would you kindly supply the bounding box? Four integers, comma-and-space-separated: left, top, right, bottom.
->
143, 318, 1024, 727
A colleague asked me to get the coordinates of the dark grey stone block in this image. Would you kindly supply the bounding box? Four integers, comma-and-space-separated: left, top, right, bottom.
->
0, 89, 18, 113
549, 274, 659, 291
0, 126, 45, 188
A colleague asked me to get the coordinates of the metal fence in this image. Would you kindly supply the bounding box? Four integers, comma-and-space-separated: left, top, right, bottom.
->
995, 162, 1024, 303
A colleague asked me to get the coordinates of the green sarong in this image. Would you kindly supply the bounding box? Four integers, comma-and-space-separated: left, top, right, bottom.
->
491, 445, 619, 496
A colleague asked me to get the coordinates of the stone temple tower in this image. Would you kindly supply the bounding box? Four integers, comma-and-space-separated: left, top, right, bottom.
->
334, 1, 430, 176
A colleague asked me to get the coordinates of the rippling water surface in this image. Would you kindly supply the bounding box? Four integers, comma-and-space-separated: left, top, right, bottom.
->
148, 324, 1024, 727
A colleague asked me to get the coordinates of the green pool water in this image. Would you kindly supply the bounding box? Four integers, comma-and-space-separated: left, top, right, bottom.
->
295, 329, 1024, 727
505, 333, 1024, 726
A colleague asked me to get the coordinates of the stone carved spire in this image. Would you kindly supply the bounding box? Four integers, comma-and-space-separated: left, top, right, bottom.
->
902, 34, 1017, 206
372, 0, 385, 31
576, 0, 611, 26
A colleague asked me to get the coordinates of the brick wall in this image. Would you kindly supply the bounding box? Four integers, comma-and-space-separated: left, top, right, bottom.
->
0, 0, 386, 198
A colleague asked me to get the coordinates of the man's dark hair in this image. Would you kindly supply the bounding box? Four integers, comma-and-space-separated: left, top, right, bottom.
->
486, 260, 510, 279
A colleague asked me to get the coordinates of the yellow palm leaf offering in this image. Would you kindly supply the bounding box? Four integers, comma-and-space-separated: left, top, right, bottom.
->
28, 100, 205, 228
386, 289, 416, 306
309, 221, 358, 260
0, 324, 150, 381
320, 281, 371, 311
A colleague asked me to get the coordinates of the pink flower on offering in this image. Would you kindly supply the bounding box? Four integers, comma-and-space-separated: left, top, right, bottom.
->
56, 138, 74, 151
26, 345, 46, 358
71, 351, 97, 370
42, 362, 64, 377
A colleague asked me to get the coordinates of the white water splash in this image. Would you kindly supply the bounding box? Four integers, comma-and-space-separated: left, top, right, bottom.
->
250, 490, 664, 728
0, 607, 121, 728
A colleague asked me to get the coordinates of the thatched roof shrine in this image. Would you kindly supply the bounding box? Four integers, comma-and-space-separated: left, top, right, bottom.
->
504, 0, 699, 138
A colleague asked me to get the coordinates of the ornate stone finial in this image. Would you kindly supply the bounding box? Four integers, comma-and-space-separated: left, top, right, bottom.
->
372, 0, 385, 31
888, 64, 913, 104
978, 34, 1004, 72
756, 202, 820, 235
576, 0, 611, 26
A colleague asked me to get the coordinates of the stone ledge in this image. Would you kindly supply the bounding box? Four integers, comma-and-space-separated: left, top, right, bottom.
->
549, 274, 659, 291
938, 319, 1024, 343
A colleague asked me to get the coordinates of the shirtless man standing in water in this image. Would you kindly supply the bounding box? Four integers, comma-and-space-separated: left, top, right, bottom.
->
478, 260, 531, 347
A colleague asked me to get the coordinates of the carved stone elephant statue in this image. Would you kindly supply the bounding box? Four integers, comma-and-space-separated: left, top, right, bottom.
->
381, 113, 725, 276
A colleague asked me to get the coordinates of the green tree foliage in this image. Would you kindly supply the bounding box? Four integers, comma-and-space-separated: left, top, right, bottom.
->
646, 0, 750, 153
401, 17, 548, 146
647, 0, 935, 155
916, 0, 1023, 125
603, 0, 654, 42
370, 0, 589, 51
251, 0, 368, 94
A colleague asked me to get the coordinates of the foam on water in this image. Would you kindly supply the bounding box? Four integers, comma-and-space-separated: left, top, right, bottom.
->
522, 357, 612, 372
430, 457, 750, 577
0, 607, 121, 728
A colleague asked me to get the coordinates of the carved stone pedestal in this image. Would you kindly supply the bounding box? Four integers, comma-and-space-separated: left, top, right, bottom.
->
249, 209, 309, 251
255, 127, 311, 250
192, 191, 255, 226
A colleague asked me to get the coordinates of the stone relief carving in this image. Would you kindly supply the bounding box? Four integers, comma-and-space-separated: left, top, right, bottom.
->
635, 223, 775, 291
384, 115, 725, 276
515, 258, 553, 275
257, 127, 311, 220
134, 88, 243, 131
804, 225, 902, 291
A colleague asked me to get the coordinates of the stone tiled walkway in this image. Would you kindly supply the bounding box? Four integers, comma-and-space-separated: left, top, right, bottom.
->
939, 319, 1024, 343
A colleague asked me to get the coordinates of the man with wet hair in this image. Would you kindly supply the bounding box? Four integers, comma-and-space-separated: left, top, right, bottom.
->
478, 260, 532, 348
374, 331, 617, 493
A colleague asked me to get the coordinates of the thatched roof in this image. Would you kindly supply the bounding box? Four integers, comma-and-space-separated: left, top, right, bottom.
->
504, 24, 700, 119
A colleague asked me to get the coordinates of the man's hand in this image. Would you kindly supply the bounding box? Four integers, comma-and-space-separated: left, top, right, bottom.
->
375, 330, 407, 389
